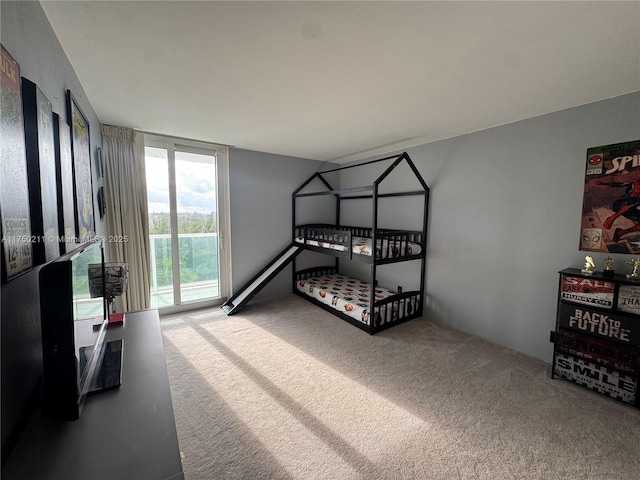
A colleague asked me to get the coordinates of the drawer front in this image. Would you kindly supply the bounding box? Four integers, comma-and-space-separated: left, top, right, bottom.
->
558, 302, 640, 346
560, 274, 615, 309
554, 352, 637, 405
617, 284, 640, 315
555, 328, 640, 374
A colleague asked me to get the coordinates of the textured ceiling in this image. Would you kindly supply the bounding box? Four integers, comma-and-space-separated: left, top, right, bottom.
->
41, 1, 640, 163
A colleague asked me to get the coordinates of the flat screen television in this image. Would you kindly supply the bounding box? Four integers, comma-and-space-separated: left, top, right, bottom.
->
39, 239, 122, 420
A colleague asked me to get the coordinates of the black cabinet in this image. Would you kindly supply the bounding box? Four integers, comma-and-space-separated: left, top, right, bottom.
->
1, 309, 184, 480
551, 268, 640, 406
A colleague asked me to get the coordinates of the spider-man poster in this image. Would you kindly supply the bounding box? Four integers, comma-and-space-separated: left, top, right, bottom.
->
580, 139, 640, 253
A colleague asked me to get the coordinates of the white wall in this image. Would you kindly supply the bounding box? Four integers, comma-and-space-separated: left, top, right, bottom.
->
228, 93, 639, 364
408, 92, 640, 362
228, 149, 328, 299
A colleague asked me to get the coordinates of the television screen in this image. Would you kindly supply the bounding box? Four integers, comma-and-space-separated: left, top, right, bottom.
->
39, 239, 110, 420
71, 241, 104, 322
71, 241, 108, 401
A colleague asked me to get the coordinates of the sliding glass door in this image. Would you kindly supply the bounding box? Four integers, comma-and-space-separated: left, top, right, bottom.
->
144, 135, 230, 312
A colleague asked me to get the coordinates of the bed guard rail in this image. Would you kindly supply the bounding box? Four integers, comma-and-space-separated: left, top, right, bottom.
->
373, 290, 422, 327
295, 266, 338, 281
294, 225, 353, 258
373, 230, 425, 262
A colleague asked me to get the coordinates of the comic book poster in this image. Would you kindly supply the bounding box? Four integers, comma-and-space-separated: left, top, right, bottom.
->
580, 139, 640, 253
0, 44, 33, 281
67, 90, 94, 242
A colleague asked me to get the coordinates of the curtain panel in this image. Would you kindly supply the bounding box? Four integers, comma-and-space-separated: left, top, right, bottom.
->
101, 125, 150, 311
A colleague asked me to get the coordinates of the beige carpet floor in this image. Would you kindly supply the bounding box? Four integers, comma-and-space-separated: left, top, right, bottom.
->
160, 294, 640, 480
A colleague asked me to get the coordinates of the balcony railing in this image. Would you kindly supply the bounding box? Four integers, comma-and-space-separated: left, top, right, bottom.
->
149, 232, 220, 308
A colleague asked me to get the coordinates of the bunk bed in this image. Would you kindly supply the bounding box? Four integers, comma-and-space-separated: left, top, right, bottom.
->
292, 152, 429, 334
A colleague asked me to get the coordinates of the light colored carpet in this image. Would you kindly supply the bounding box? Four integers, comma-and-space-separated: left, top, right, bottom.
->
160, 294, 640, 480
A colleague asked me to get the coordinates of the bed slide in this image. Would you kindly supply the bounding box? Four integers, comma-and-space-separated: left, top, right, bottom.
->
221, 243, 303, 315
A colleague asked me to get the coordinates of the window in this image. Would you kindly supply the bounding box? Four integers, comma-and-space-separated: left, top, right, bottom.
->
144, 134, 230, 313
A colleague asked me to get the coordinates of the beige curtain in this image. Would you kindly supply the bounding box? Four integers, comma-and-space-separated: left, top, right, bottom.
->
101, 125, 150, 311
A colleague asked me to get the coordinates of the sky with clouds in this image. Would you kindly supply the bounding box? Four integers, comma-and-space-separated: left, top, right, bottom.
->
146, 148, 217, 215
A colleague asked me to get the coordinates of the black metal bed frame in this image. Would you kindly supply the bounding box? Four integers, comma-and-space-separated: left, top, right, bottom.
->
292, 152, 429, 334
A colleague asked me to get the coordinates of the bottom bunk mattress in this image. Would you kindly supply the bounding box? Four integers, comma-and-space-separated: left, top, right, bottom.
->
295, 273, 417, 327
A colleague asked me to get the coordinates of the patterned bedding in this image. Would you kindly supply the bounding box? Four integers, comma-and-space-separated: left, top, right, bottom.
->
295, 235, 421, 259
296, 273, 416, 326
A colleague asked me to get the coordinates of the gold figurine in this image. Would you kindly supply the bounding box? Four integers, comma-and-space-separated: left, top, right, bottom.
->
603, 257, 615, 277
581, 255, 595, 275
626, 258, 640, 280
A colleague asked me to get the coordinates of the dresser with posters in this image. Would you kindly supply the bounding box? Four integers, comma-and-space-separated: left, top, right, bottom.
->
551, 268, 640, 407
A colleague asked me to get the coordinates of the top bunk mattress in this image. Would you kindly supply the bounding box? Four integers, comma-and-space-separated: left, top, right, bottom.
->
295, 234, 422, 259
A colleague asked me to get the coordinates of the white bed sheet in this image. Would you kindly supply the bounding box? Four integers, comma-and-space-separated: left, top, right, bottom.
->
296, 273, 415, 326
295, 235, 421, 259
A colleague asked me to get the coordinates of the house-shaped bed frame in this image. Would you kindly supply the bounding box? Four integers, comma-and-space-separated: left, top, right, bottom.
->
223, 152, 429, 334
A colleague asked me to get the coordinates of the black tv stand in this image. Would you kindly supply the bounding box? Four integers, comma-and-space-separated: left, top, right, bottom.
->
2, 310, 183, 480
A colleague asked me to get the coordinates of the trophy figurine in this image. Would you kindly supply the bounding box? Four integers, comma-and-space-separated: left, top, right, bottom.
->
581, 255, 595, 275
603, 257, 615, 278
626, 258, 640, 281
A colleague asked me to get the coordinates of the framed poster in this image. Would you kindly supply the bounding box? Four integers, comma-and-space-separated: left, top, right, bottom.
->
97, 186, 106, 219
22, 78, 59, 264
96, 146, 103, 178
0, 44, 33, 282
580, 139, 640, 253
53, 112, 76, 254
67, 90, 95, 242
